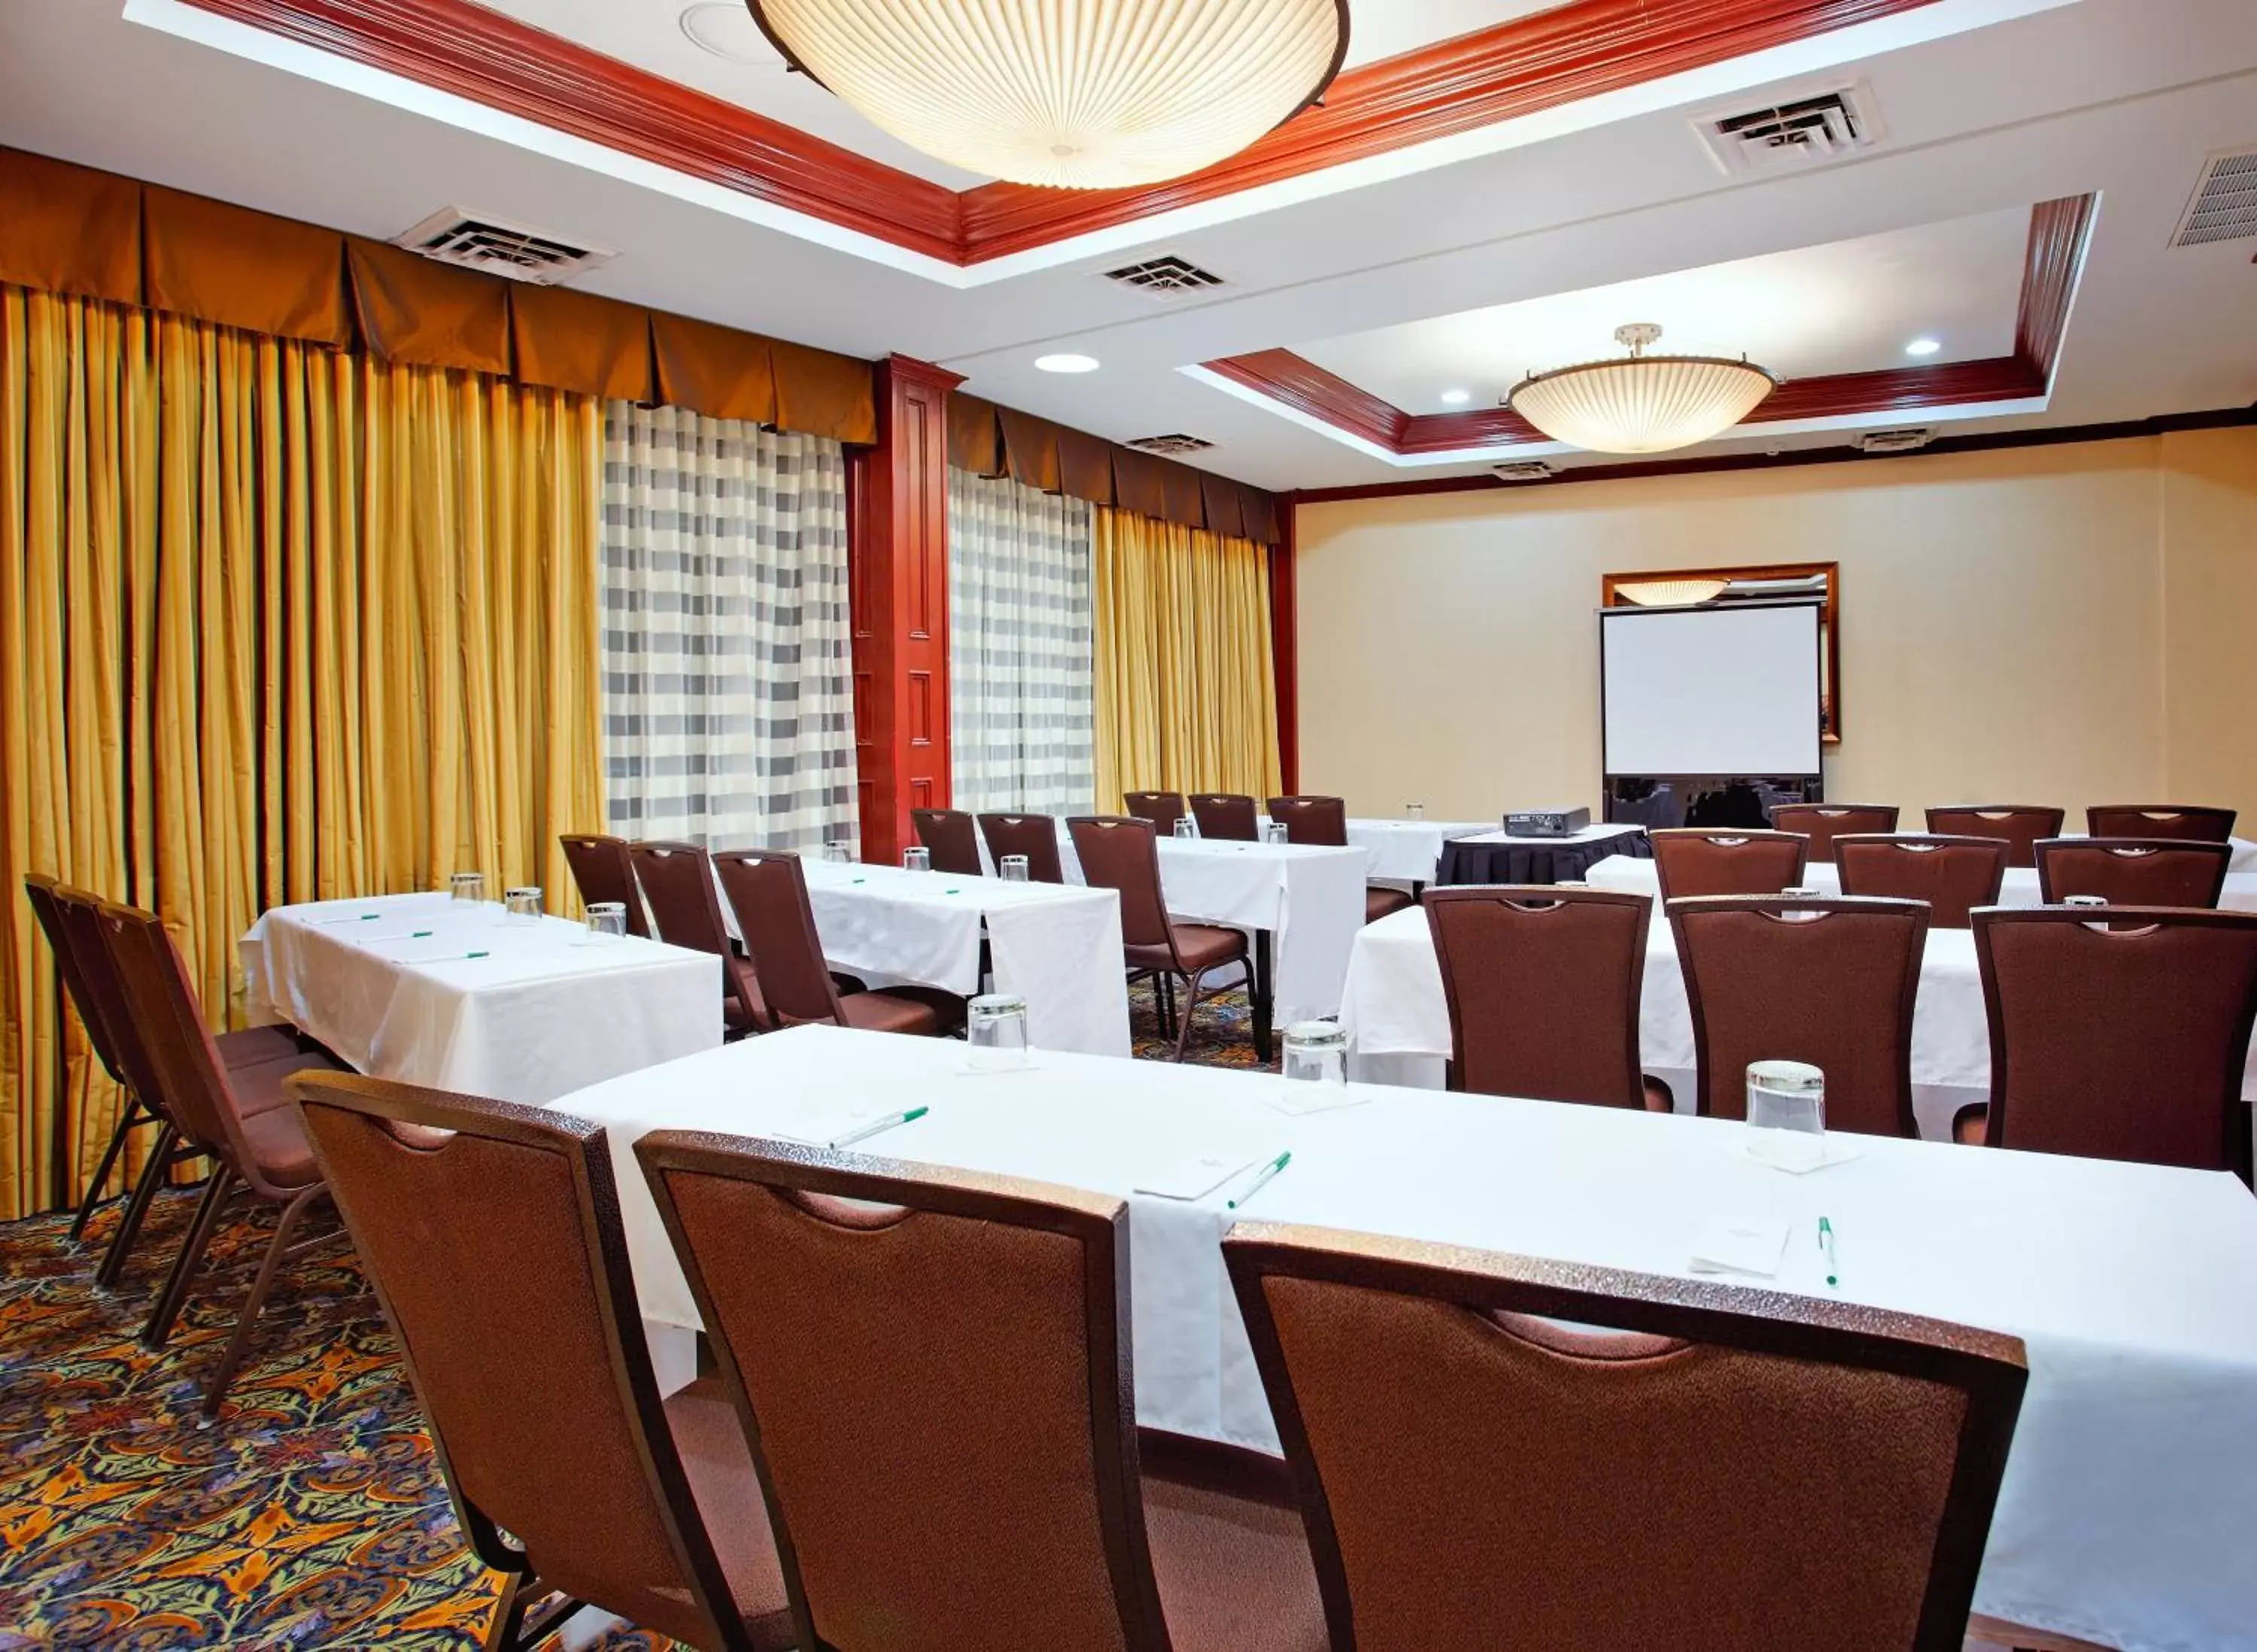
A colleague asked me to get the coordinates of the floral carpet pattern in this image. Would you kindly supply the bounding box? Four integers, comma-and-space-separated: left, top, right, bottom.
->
0, 985, 1264, 1647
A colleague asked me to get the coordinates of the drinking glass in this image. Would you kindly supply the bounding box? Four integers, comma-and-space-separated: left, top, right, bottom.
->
583, 901, 628, 943
2064, 894, 2110, 908
504, 886, 543, 925
999, 855, 1030, 883
966, 993, 1032, 1072
1779, 885, 1824, 922
904, 846, 931, 873
449, 871, 487, 904
1405, 802, 1426, 821
1282, 1021, 1347, 1086
1173, 816, 1198, 840
1262, 820, 1289, 846
824, 840, 854, 864
1745, 1059, 1825, 1168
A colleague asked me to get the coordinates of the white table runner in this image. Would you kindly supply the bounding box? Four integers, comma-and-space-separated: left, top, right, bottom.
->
553, 1025, 2257, 1652
1587, 852, 2257, 912
241, 892, 722, 1103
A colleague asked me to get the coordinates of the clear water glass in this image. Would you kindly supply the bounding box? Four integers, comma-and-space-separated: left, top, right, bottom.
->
999, 855, 1030, 883
1262, 820, 1289, 845
966, 993, 1031, 1072
2064, 894, 2110, 908
824, 840, 853, 864
1405, 802, 1425, 821
1282, 1021, 1347, 1086
584, 901, 628, 943
1779, 885, 1824, 922
449, 871, 487, 904
504, 886, 543, 925
1746, 1059, 1826, 1168
1173, 816, 1198, 840
904, 846, 931, 873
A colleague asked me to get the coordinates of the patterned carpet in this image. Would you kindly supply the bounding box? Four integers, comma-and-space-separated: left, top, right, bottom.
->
0, 984, 1265, 1648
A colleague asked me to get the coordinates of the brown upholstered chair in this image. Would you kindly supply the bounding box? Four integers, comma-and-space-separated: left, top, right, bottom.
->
2035, 837, 2231, 909
559, 833, 651, 936
1189, 793, 1260, 841
910, 807, 984, 876
711, 849, 957, 1037
1670, 895, 1929, 1137
633, 1131, 1326, 1652
627, 840, 767, 1036
977, 812, 1067, 883
1769, 803, 1900, 865
1069, 815, 1248, 1061
94, 901, 348, 1405
1124, 791, 1189, 834
1835, 835, 2008, 929
1648, 829, 1809, 902
1923, 806, 2063, 870
1223, 1223, 2027, 1652
1970, 906, 2257, 1181
1266, 795, 1414, 925
291, 1074, 794, 1652
2085, 805, 2237, 843
1423, 887, 1650, 1108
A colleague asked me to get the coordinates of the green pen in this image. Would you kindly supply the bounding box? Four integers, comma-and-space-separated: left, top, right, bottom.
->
1228, 1150, 1293, 1210
314, 913, 381, 925
831, 1105, 929, 1148
366, 930, 435, 941
1818, 1216, 1839, 1287
404, 950, 491, 964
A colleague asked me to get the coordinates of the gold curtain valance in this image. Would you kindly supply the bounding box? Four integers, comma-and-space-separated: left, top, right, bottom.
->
0, 145, 876, 444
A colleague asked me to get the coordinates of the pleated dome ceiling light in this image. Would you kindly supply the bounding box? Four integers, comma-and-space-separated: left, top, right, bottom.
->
1507, 324, 1779, 455
744, 0, 1350, 190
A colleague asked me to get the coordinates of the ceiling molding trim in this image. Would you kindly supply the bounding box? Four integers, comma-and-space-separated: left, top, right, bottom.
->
2016, 192, 2099, 385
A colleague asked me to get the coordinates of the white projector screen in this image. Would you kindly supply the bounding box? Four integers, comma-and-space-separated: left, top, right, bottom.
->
1602, 603, 1823, 776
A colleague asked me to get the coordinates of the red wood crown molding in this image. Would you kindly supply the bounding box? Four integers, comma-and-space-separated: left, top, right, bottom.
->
1204, 196, 2093, 458
182, 0, 1948, 268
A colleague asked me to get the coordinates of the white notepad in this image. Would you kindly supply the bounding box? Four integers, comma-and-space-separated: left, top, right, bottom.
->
1688, 1216, 1791, 1279
1133, 1152, 1262, 1202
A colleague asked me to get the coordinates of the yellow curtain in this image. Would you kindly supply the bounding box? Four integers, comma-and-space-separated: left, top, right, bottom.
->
0, 281, 601, 1219
1091, 507, 1281, 812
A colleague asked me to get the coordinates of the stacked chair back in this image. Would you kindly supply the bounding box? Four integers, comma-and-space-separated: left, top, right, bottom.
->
1922, 807, 2063, 870
1833, 836, 2007, 929
712, 850, 846, 1026
24, 875, 130, 1087
1423, 888, 1650, 1107
627, 840, 766, 1034
1123, 791, 1189, 834
2085, 805, 2237, 843
292, 1075, 786, 1652
1649, 830, 1809, 901
1188, 793, 1260, 841
2034, 838, 2231, 909
1974, 906, 2257, 1182
559, 834, 651, 936
977, 813, 1067, 883
1669, 896, 1928, 1135
1266, 795, 1350, 848
910, 808, 985, 876
1767, 803, 1900, 865
1068, 817, 1174, 950
1223, 1225, 2027, 1652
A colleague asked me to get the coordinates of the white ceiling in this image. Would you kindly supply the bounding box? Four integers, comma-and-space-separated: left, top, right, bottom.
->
3, 0, 2254, 493
1299, 206, 2032, 412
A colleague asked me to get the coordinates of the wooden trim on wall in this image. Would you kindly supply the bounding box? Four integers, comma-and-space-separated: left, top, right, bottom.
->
1271, 509, 1300, 795
2016, 193, 2096, 384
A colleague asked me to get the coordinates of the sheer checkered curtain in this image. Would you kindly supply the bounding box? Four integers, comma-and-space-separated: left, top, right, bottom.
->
947, 466, 1098, 815
599, 404, 858, 849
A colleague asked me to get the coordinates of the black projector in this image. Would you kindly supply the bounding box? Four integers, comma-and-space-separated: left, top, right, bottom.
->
1503, 806, 1591, 839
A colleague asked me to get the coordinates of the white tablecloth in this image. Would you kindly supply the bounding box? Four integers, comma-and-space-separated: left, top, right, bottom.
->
1337, 818, 1492, 882
1057, 831, 1369, 1025
788, 861, 1129, 1058
553, 1024, 2257, 1652
1587, 852, 2257, 912
241, 892, 722, 1103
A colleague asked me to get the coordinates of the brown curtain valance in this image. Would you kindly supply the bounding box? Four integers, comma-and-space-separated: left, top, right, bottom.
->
1, 145, 876, 443
949, 392, 1004, 475
998, 406, 1062, 494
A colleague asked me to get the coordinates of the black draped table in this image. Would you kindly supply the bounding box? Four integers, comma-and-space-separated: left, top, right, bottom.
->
1434, 823, 1651, 887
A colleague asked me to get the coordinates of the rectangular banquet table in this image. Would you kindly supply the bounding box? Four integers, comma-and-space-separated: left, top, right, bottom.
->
1338, 901, 2257, 1135
1329, 817, 1492, 884
1585, 852, 2257, 912
241, 891, 722, 1102
1434, 821, 1650, 888
552, 1024, 2257, 1652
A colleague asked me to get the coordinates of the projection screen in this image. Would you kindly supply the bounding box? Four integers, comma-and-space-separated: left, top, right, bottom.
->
1601, 601, 1823, 776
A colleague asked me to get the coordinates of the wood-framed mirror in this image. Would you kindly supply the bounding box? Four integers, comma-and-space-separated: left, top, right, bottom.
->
1601, 561, 1842, 744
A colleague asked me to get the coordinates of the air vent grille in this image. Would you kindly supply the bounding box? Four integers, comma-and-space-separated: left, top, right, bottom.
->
1859, 427, 1936, 454
1126, 433, 1215, 455
2172, 149, 2257, 247
1694, 82, 1882, 176
393, 208, 615, 285
1490, 462, 1555, 483
1104, 255, 1226, 297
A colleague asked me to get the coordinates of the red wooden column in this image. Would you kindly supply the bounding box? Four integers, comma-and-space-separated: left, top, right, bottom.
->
849, 354, 963, 864
1270, 498, 1299, 795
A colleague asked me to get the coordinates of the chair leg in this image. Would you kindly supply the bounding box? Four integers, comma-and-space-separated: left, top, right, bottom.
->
1161, 975, 1179, 1040
141, 1165, 235, 1351
199, 1186, 323, 1419
93, 1120, 180, 1290
68, 1096, 150, 1244
1173, 970, 1210, 1063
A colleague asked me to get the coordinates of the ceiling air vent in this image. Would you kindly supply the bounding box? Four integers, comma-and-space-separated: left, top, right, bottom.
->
392, 208, 616, 285
1125, 433, 1216, 455
1859, 427, 1936, 454
2171, 148, 2257, 247
1490, 461, 1556, 483
1693, 81, 1882, 177
1104, 255, 1226, 298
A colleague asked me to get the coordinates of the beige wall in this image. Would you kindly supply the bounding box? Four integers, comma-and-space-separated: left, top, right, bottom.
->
1295, 430, 2257, 825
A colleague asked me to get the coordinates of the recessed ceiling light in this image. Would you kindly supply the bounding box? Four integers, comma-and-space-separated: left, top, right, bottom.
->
1035, 353, 1101, 374
679, 2, 775, 63
1904, 337, 1943, 357
1440, 389, 1472, 405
